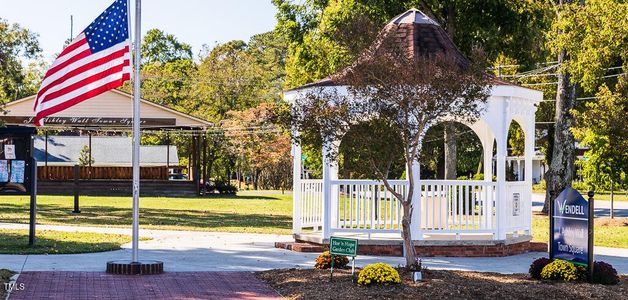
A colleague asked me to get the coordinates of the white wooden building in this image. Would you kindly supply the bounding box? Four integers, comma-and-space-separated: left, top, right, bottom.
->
285, 9, 543, 247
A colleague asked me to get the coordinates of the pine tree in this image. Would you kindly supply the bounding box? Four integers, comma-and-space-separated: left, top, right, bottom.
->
78, 145, 94, 167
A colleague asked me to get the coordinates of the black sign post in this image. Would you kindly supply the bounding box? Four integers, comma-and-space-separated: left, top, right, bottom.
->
550, 188, 595, 282
29, 157, 37, 246
587, 191, 594, 281
0, 126, 37, 246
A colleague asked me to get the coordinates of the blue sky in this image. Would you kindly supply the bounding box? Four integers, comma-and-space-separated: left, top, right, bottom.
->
1, 0, 278, 62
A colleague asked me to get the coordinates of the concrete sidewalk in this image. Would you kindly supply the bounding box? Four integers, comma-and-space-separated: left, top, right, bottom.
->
1, 223, 627, 274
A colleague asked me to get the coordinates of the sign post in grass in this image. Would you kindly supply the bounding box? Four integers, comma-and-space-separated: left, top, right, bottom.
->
550, 188, 594, 281
329, 236, 358, 282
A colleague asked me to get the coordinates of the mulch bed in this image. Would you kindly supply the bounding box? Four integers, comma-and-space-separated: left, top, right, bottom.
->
257, 268, 627, 299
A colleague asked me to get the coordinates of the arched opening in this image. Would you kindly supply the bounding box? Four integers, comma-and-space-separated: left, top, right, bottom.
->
506, 119, 526, 182
420, 122, 484, 180
338, 119, 405, 180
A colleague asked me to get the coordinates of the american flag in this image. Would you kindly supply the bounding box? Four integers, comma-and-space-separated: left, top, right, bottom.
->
34, 0, 131, 126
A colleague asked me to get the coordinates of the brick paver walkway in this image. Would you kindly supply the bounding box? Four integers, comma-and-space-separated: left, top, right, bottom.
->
9, 272, 281, 300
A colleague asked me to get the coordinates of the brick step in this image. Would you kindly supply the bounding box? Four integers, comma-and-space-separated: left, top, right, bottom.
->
277, 240, 550, 257
275, 242, 326, 253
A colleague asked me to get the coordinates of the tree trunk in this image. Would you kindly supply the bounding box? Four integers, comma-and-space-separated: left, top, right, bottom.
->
253, 168, 260, 190
543, 46, 576, 213
610, 178, 615, 219
401, 201, 418, 268
444, 124, 457, 180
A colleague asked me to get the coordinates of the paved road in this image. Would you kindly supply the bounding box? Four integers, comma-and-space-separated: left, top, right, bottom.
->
1, 223, 627, 275
532, 193, 628, 217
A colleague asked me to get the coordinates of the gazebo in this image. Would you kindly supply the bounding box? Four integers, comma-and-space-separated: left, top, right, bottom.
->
284, 10, 543, 255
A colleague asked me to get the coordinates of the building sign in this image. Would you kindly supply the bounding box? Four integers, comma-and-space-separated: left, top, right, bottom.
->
2, 116, 176, 127
330, 236, 358, 257
512, 193, 520, 216
551, 188, 590, 265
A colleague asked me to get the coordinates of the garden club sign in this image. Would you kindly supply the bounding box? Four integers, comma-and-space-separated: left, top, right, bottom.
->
329, 236, 358, 282
550, 187, 594, 267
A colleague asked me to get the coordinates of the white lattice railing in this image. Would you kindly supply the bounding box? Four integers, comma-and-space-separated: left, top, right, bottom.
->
299, 179, 323, 228
329, 180, 497, 236
332, 180, 407, 233
419, 180, 497, 235
294, 178, 530, 240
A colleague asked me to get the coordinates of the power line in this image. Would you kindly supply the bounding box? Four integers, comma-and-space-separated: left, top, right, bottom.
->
539, 96, 600, 102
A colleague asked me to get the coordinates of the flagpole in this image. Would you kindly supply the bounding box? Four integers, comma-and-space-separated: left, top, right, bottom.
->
131, 0, 141, 263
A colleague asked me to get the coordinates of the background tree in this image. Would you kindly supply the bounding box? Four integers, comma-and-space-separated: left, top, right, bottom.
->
78, 145, 94, 167
0, 18, 41, 104
141, 29, 193, 64
222, 103, 291, 190
543, 0, 628, 212
572, 82, 628, 218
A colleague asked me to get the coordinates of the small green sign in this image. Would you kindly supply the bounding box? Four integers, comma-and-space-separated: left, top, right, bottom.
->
330, 237, 358, 257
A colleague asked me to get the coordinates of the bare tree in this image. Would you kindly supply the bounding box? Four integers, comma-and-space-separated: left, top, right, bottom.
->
291, 17, 490, 267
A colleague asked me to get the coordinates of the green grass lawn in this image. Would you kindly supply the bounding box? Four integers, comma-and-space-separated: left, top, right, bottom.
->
0, 191, 293, 235
0, 229, 136, 254
531, 214, 628, 248
2, 191, 625, 248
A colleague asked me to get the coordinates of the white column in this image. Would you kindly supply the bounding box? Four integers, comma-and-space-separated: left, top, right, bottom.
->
410, 159, 422, 240
495, 103, 509, 240
480, 135, 494, 230
291, 142, 302, 235
517, 160, 522, 181
524, 117, 536, 235
482, 137, 494, 182
495, 135, 508, 240
524, 119, 535, 184
329, 142, 340, 232
321, 141, 337, 240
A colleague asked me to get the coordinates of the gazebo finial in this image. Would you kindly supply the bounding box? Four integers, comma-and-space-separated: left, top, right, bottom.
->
389, 8, 440, 26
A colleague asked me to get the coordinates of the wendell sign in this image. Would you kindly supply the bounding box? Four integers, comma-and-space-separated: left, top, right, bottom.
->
551, 188, 593, 266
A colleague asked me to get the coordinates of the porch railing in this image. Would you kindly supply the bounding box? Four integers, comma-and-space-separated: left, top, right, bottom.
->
299, 179, 323, 228
419, 180, 496, 236
294, 178, 530, 240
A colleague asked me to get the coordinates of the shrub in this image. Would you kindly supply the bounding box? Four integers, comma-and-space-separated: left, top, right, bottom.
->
314, 251, 349, 270
592, 261, 619, 285
575, 264, 588, 281
357, 263, 401, 286
214, 181, 237, 195
541, 260, 579, 282
529, 257, 551, 279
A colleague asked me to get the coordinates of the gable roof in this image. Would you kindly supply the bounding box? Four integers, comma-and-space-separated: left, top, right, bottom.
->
2, 89, 212, 128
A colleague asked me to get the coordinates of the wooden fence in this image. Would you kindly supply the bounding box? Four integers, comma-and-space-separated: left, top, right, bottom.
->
39, 166, 169, 181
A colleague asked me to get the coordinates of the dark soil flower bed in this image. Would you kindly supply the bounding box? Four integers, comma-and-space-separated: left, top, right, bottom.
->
256, 268, 627, 299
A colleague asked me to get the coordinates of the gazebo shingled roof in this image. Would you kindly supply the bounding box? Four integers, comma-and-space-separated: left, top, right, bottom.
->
287, 9, 516, 92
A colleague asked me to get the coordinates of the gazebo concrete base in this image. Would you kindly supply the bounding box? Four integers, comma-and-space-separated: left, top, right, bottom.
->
277, 234, 547, 257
